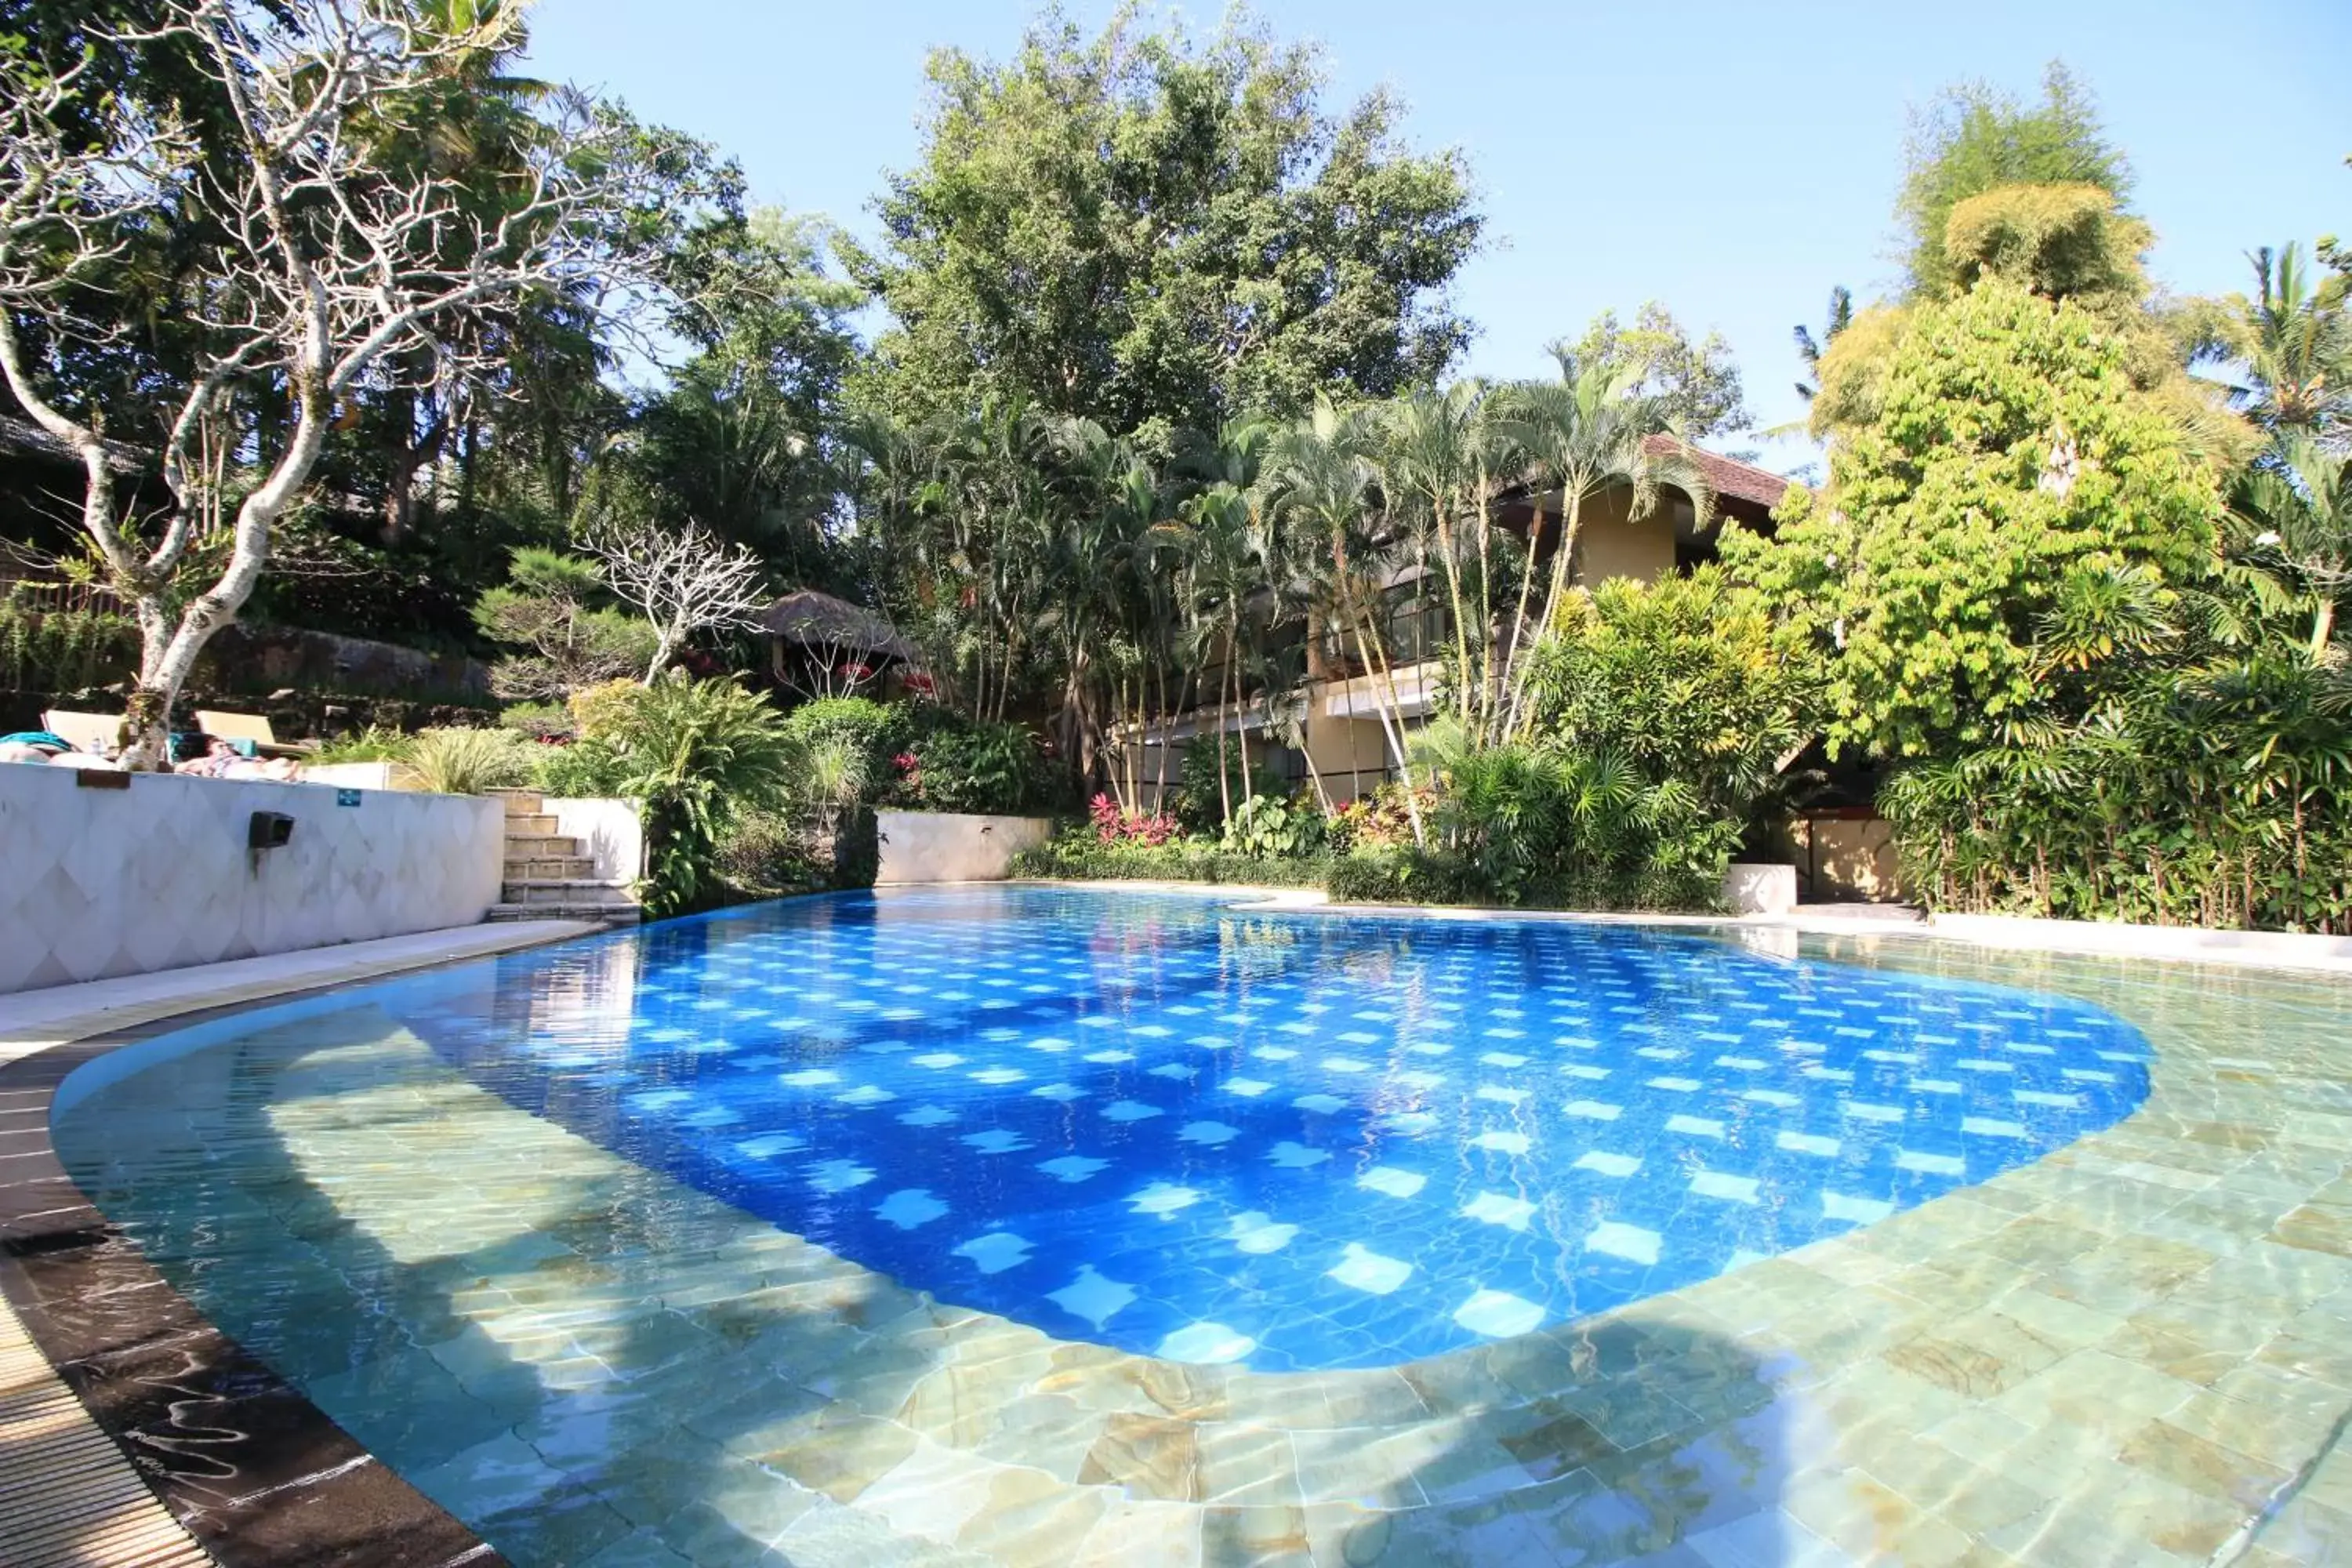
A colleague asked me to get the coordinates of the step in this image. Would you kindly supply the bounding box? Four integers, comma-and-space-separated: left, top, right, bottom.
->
506, 812, 559, 835
487, 788, 546, 815
504, 855, 595, 880
488, 902, 641, 925
504, 878, 634, 906
505, 831, 581, 858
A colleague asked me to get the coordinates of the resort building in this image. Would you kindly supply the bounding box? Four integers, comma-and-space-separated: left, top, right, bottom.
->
1115, 437, 1799, 808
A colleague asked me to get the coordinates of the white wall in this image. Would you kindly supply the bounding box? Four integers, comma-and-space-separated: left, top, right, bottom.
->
0, 763, 503, 994
876, 811, 1053, 884
547, 797, 644, 884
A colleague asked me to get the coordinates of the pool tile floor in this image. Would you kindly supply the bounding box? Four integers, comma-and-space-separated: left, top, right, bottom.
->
32, 900, 2352, 1566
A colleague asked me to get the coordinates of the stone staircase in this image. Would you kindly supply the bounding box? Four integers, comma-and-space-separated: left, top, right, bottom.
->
486, 789, 642, 925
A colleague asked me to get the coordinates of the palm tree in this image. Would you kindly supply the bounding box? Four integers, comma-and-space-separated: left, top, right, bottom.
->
2230, 434, 2352, 659
1264, 400, 1428, 844
1793, 285, 1854, 403
1377, 382, 1493, 734
2234, 244, 2351, 435
1491, 352, 1713, 734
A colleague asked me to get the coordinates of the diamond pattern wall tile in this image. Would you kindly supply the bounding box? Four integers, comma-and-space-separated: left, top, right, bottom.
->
0, 766, 504, 995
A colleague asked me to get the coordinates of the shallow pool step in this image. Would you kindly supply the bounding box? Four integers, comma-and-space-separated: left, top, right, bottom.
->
487, 900, 642, 925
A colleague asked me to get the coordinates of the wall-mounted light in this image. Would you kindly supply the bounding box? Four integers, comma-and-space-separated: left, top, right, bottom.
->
248, 811, 295, 851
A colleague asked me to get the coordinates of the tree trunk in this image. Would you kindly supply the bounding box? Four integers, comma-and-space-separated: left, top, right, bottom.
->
381, 399, 450, 545
1504, 488, 1584, 736
1493, 506, 1546, 743
2313, 598, 2337, 662
1431, 501, 1475, 727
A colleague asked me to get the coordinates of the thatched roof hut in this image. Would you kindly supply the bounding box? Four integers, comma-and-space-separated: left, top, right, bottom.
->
760, 590, 920, 666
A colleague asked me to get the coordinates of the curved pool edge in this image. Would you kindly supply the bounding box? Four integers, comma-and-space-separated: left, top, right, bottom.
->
0, 920, 600, 1568
15, 898, 2352, 1566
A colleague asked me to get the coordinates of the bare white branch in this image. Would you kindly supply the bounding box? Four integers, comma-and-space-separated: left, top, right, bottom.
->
0, 0, 669, 764
586, 519, 772, 681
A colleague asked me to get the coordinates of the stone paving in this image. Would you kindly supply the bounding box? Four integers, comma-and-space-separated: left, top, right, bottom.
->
45, 926, 2352, 1567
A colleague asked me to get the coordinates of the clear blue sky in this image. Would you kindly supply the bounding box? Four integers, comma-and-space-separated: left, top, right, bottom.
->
523, 0, 2351, 473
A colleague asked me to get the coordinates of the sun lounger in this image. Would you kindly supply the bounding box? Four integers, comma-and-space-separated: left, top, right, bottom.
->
40, 709, 122, 755
193, 710, 313, 759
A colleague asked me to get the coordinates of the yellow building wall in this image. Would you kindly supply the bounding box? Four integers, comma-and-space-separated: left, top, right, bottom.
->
1303, 712, 1395, 803
1572, 488, 1677, 586
1788, 815, 1908, 902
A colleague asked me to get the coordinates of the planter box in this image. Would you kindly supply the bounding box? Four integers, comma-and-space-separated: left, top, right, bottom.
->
876, 811, 1054, 884
1722, 862, 1798, 916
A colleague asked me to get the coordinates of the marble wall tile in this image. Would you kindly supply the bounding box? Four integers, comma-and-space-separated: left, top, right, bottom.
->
0, 764, 503, 994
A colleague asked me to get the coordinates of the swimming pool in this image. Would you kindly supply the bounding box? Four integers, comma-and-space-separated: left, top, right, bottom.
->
59, 887, 2147, 1377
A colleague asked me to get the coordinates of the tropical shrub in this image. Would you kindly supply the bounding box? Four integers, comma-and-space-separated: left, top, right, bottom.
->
310, 724, 412, 764
781, 695, 909, 784
591, 677, 800, 917
1725, 277, 2222, 757
405, 726, 538, 795
1221, 792, 1326, 858
531, 736, 633, 799
1881, 655, 2352, 931
1089, 793, 1180, 845
473, 547, 659, 701
1011, 829, 1330, 888
899, 715, 1043, 813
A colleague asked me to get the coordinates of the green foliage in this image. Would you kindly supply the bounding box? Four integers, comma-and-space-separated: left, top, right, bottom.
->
0, 597, 140, 691
1897, 63, 2132, 299
715, 808, 835, 898
1408, 724, 1736, 909
531, 736, 633, 798
1943, 183, 2151, 312
1011, 829, 1330, 889
1880, 656, 2352, 932
310, 725, 412, 764
595, 677, 800, 917
1567, 303, 1751, 441
473, 549, 659, 699
844, 5, 1481, 449
1524, 569, 1820, 817
1220, 793, 1326, 858
903, 717, 1046, 814
1726, 278, 2223, 757
405, 726, 538, 794
780, 695, 910, 784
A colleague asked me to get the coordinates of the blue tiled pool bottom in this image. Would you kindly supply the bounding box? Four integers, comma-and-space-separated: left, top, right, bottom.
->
368, 887, 2154, 1372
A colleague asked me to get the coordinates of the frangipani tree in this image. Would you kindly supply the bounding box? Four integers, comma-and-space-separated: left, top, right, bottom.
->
0, 0, 660, 765
587, 519, 771, 681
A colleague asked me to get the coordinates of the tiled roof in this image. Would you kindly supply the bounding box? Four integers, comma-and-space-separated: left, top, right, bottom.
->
1643, 436, 1803, 512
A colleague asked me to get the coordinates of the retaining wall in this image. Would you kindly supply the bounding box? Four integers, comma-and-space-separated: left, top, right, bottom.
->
0, 763, 502, 994
875, 811, 1054, 884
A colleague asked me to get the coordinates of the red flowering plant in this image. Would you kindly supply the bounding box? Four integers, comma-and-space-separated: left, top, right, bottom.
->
889, 750, 926, 804
1089, 793, 1179, 846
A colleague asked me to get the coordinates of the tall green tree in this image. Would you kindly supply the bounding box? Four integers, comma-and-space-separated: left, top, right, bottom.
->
1567, 303, 1751, 441
1727, 278, 2224, 757
844, 4, 1481, 453
1896, 62, 2130, 299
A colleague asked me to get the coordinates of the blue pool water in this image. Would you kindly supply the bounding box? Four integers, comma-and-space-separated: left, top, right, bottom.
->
316, 886, 2157, 1373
